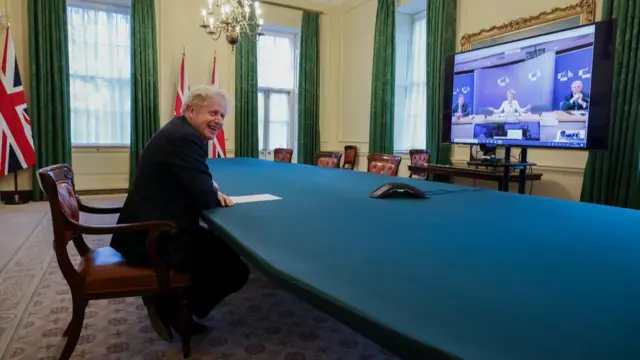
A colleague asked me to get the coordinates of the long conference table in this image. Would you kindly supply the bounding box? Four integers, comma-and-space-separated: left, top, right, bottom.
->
200, 158, 640, 360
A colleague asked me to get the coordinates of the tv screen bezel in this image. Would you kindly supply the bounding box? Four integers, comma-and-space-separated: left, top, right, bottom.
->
441, 19, 617, 151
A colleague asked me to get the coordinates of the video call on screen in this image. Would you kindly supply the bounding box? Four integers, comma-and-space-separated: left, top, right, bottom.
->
450, 25, 596, 149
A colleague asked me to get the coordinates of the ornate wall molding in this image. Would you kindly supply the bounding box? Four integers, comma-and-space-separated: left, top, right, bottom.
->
460, 0, 596, 50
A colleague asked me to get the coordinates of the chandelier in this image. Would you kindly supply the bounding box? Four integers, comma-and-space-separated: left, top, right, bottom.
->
200, 0, 264, 51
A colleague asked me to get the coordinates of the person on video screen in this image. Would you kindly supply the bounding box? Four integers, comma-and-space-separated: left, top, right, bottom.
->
561, 80, 589, 111
452, 94, 471, 118
490, 89, 530, 115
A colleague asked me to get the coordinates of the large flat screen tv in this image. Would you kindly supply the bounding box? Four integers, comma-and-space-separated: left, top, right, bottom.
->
442, 19, 616, 150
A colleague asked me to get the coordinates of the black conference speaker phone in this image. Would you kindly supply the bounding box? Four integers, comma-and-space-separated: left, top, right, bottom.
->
370, 182, 427, 199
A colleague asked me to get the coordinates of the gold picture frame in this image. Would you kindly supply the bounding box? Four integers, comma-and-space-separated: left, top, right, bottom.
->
460, 0, 596, 51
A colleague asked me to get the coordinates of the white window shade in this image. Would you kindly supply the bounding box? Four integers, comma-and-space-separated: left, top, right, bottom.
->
268, 92, 291, 149
396, 14, 427, 151
258, 34, 295, 90
258, 92, 265, 151
68, 5, 131, 146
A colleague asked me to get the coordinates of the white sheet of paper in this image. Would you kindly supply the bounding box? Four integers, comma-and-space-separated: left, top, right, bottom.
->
229, 194, 282, 204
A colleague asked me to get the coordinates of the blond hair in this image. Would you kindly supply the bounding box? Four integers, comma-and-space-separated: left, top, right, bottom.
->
181, 85, 232, 115
506, 89, 516, 97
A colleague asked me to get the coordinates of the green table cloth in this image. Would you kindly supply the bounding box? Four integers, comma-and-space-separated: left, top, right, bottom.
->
201, 158, 640, 360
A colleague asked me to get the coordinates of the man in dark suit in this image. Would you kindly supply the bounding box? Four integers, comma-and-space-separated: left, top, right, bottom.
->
561, 80, 590, 111
111, 85, 249, 341
452, 94, 471, 118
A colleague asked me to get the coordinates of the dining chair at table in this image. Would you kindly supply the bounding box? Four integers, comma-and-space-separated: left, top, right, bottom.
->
37, 164, 194, 360
316, 151, 343, 168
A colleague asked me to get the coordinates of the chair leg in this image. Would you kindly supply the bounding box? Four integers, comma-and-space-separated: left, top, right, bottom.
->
63, 300, 88, 337
59, 296, 85, 360
180, 294, 192, 359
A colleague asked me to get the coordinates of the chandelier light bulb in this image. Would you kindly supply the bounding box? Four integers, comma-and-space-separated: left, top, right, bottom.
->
198, 0, 265, 51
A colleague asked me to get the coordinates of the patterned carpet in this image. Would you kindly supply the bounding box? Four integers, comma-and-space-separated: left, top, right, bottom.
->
0, 199, 398, 360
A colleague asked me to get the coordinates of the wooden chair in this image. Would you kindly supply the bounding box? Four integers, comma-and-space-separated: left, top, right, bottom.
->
316, 151, 343, 168
408, 149, 431, 179
343, 145, 358, 170
37, 164, 193, 360
367, 154, 402, 176
274, 148, 293, 163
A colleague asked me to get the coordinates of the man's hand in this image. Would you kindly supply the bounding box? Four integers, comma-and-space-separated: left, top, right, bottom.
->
217, 192, 234, 207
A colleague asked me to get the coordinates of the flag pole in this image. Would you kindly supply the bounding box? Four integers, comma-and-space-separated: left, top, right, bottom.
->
2, 172, 28, 205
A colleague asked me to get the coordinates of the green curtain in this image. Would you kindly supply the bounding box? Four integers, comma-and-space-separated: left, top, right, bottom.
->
234, 34, 259, 158
130, 0, 160, 187
28, 0, 72, 201
368, 0, 395, 155
297, 12, 320, 165
425, 0, 457, 166
580, 0, 640, 209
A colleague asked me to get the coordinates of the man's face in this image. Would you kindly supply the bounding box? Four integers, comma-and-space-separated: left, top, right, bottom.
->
458, 96, 464, 105
572, 82, 583, 94
186, 100, 225, 141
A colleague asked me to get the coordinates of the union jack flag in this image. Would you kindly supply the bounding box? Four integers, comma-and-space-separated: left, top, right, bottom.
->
0, 26, 35, 177
174, 50, 188, 116
208, 50, 226, 158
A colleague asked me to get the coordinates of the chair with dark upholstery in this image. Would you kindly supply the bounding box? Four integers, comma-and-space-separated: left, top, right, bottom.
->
37, 164, 193, 360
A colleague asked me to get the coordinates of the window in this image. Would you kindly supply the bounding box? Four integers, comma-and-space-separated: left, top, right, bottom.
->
67, 1, 131, 146
395, 12, 427, 152
257, 32, 297, 152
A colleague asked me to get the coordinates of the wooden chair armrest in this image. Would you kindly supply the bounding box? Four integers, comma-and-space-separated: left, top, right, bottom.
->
65, 219, 175, 235
65, 219, 179, 292
77, 198, 122, 214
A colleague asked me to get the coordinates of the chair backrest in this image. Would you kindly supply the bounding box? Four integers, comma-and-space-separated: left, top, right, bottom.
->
409, 149, 430, 166
367, 154, 402, 176
343, 145, 358, 170
316, 151, 343, 168
408, 149, 430, 178
37, 164, 84, 285
274, 148, 293, 163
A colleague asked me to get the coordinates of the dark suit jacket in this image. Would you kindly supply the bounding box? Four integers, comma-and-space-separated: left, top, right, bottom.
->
452, 103, 471, 116
111, 116, 218, 267
561, 92, 590, 111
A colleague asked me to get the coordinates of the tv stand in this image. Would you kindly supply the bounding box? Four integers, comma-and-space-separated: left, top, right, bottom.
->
501, 146, 536, 194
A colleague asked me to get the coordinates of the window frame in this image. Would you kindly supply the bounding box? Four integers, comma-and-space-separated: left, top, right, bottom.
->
257, 29, 299, 154
67, 0, 132, 148
67, 0, 131, 14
